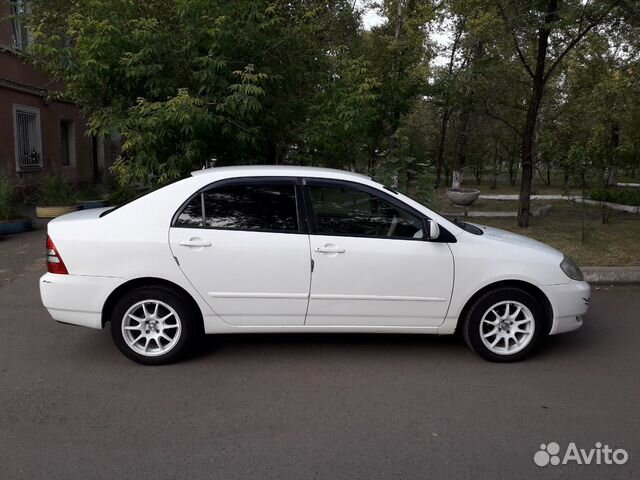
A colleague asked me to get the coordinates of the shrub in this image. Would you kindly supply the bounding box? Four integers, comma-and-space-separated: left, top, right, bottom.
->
38, 174, 76, 206
0, 172, 16, 221
588, 188, 640, 206
108, 185, 138, 206
76, 182, 107, 201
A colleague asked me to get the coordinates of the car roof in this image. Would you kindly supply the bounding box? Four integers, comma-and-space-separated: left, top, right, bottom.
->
191, 165, 371, 181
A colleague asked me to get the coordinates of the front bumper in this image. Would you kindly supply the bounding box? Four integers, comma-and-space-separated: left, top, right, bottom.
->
540, 281, 591, 335
40, 273, 125, 329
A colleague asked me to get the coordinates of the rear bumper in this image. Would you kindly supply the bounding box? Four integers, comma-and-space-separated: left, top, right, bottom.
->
40, 273, 125, 329
541, 281, 591, 335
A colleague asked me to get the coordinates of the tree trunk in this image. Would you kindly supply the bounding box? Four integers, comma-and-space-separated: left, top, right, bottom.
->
434, 110, 450, 189
434, 15, 466, 189
452, 107, 471, 188
509, 149, 517, 186
518, 88, 543, 227
388, 0, 403, 161
452, 170, 463, 189
517, 0, 556, 227
492, 138, 499, 189
265, 140, 278, 165
547, 162, 551, 186
605, 122, 620, 187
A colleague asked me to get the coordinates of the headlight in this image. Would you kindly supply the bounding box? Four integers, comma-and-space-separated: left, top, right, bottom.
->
560, 255, 583, 281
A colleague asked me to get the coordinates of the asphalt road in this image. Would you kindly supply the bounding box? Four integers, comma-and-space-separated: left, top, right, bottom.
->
1, 228, 638, 479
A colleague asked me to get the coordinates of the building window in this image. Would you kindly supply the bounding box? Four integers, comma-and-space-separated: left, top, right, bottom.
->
10, 1, 31, 51
13, 105, 43, 171
60, 120, 75, 166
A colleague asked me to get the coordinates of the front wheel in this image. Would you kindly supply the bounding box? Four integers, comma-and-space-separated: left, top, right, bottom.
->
462, 287, 546, 362
110, 286, 201, 365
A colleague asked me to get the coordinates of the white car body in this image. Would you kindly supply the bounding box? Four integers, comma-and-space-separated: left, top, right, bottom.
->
40, 166, 589, 357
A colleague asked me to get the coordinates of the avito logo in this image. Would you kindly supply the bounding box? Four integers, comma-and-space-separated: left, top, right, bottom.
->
534, 442, 629, 466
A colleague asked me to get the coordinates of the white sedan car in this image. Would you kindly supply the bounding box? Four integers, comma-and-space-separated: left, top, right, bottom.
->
40, 166, 589, 364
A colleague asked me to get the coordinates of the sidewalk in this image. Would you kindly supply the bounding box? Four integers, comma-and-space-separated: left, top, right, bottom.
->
582, 266, 640, 284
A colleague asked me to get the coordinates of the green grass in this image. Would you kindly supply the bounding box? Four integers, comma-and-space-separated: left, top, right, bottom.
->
445, 202, 640, 266
440, 198, 551, 213
432, 181, 640, 266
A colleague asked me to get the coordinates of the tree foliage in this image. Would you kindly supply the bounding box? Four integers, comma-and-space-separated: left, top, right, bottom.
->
26, 0, 640, 224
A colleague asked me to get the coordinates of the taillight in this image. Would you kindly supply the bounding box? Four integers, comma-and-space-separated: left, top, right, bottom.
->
46, 235, 69, 274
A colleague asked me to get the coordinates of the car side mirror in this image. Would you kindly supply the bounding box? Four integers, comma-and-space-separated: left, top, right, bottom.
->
424, 219, 440, 241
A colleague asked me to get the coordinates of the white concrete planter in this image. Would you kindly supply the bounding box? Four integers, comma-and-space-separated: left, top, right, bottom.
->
36, 205, 79, 219
446, 188, 480, 206
580, 199, 640, 213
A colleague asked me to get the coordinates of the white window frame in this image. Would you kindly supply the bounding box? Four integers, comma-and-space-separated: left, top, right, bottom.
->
10, 0, 32, 51
13, 104, 43, 172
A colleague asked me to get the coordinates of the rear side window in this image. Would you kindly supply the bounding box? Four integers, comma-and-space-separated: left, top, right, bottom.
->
175, 182, 299, 233
175, 196, 203, 227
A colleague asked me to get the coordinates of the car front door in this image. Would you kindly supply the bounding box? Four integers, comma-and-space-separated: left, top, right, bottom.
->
169, 178, 311, 326
304, 179, 454, 327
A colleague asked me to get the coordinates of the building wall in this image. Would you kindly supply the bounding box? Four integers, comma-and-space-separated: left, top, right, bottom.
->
0, 1, 95, 185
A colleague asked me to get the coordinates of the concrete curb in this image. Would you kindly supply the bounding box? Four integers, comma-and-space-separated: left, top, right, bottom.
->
441, 204, 551, 218
479, 194, 579, 201
478, 194, 640, 214
582, 266, 640, 284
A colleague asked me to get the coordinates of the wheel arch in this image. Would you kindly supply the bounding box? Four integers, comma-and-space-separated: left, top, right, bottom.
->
458, 280, 554, 334
101, 277, 204, 330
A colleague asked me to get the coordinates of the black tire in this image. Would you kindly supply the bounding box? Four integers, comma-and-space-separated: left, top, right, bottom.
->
462, 287, 546, 362
110, 285, 201, 365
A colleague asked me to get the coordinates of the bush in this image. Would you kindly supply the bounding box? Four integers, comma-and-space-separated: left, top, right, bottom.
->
108, 185, 138, 206
588, 188, 640, 206
0, 172, 16, 221
76, 182, 107, 201
38, 174, 76, 206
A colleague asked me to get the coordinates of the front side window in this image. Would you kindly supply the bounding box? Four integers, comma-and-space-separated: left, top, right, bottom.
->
175, 182, 299, 233
308, 183, 423, 239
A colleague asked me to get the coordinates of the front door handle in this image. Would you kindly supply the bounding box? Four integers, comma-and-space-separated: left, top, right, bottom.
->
315, 245, 345, 254
178, 238, 212, 248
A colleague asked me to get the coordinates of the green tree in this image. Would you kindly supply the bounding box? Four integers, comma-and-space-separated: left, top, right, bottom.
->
29, 0, 363, 184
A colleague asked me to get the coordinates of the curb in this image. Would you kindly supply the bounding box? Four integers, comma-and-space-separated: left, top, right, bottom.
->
441, 204, 551, 218
478, 194, 640, 214
479, 194, 579, 201
582, 267, 640, 284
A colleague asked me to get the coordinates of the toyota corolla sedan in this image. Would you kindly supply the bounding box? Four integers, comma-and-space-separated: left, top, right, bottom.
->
40, 166, 590, 364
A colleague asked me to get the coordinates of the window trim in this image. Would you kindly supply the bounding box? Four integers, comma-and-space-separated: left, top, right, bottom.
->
10, 0, 31, 51
171, 176, 308, 235
60, 119, 75, 167
13, 104, 43, 172
302, 178, 456, 243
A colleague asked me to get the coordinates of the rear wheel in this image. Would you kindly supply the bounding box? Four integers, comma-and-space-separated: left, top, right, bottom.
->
462, 287, 546, 362
110, 286, 200, 365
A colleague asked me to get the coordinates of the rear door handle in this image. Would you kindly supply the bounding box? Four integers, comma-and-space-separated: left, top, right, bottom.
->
178, 238, 212, 248
315, 246, 345, 254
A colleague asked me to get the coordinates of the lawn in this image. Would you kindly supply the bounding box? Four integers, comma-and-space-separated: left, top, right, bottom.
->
435, 196, 640, 266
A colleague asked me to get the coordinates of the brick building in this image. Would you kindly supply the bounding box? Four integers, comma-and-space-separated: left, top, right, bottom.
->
0, 1, 115, 186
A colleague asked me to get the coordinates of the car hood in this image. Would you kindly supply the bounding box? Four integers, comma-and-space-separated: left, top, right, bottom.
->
472, 224, 562, 258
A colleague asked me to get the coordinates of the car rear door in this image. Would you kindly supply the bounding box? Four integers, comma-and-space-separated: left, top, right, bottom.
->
304, 179, 454, 327
169, 177, 311, 326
